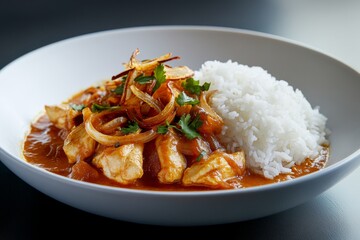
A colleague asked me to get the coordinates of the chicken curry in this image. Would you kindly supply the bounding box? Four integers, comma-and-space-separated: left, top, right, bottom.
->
23, 50, 328, 190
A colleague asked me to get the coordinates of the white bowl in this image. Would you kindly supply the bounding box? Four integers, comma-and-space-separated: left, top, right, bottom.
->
0, 26, 359, 226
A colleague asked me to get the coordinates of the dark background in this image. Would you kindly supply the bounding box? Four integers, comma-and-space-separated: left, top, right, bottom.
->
0, 0, 279, 70
1, 1, 359, 239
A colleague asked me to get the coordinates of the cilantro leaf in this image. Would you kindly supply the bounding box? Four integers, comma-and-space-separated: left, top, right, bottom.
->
121, 121, 140, 134
177, 114, 203, 139
91, 103, 120, 112
153, 64, 166, 92
157, 121, 175, 134
134, 74, 154, 84
182, 78, 211, 96
176, 91, 200, 106
113, 84, 124, 95
157, 125, 169, 134
189, 115, 203, 130
201, 82, 211, 91
69, 103, 85, 112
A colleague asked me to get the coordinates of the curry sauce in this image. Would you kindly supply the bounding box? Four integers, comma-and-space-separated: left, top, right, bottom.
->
23, 50, 328, 191
23, 115, 328, 191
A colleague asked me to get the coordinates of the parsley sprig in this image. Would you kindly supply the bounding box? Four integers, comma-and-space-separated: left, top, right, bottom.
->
157, 125, 170, 134
157, 120, 173, 134
134, 74, 154, 84
91, 103, 120, 112
182, 78, 210, 96
178, 114, 203, 139
153, 64, 166, 92
157, 114, 203, 139
175, 92, 199, 106
120, 121, 140, 134
112, 84, 124, 95
131, 64, 167, 92
112, 75, 127, 95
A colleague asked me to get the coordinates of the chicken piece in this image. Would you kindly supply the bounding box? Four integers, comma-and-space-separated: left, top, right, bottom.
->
45, 104, 81, 130
155, 130, 187, 184
182, 150, 246, 189
63, 123, 97, 164
92, 143, 144, 184
45, 104, 69, 129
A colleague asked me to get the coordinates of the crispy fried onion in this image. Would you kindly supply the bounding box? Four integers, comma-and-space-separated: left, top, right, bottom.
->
199, 90, 223, 123
141, 83, 175, 126
112, 48, 180, 80
130, 85, 162, 113
121, 69, 138, 104
85, 111, 158, 146
83, 83, 176, 146
84, 50, 190, 146
163, 65, 194, 80
129, 82, 176, 128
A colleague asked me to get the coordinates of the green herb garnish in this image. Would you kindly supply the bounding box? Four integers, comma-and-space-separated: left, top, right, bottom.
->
153, 64, 166, 92
121, 121, 140, 134
134, 74, 154, 84
175, 91, 200, 106
157, 125, 169, 134
91, 103, 120, 112
182, 78, 211, 96
157, 121, 175, 134
113, 84, 124, 95
177, 114, 203, 139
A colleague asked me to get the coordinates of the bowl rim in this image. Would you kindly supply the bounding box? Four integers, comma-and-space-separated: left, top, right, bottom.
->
1, 25, 360, 196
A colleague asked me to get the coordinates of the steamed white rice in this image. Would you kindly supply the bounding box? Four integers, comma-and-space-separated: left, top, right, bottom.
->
194, 60, 328, 179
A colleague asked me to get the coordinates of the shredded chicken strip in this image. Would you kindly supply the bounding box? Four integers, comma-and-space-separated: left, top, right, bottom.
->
63, 123, 97, 164
155, 130, 187, 183
92, 143, 144, 184
182, 151, 245, 189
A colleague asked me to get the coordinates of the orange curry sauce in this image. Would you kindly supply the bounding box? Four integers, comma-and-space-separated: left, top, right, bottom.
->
23, 115, 328, 191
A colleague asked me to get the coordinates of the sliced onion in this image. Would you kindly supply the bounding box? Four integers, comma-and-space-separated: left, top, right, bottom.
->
129, 48, 141, 68
130, 85, 162, 113
99, 116, 127, 134
199, 91, 223, 123
140, 83, 176, 127
165, 111, 176, 124
158, 56, 180, 64
135, 54, 174, 71
163, 65, 194, 80
85, 107, 125, 122
85, 112, 158, 146
121, 69, 138, 104
124, 49, 177, 73
111, 68, 133, 81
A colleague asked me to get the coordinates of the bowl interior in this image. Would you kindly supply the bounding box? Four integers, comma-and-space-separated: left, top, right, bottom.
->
0, 26, 359, 173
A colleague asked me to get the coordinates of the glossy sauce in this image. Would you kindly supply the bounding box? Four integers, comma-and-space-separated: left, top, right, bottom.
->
23, 115, 328, 191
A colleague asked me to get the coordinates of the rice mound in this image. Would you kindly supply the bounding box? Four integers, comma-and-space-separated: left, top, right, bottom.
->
194, 60, 328, 179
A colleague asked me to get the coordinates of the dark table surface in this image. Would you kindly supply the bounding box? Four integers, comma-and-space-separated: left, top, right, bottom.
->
1, 1, 360, 239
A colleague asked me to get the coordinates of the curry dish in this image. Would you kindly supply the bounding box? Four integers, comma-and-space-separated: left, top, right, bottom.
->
23, 50, 328, 190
